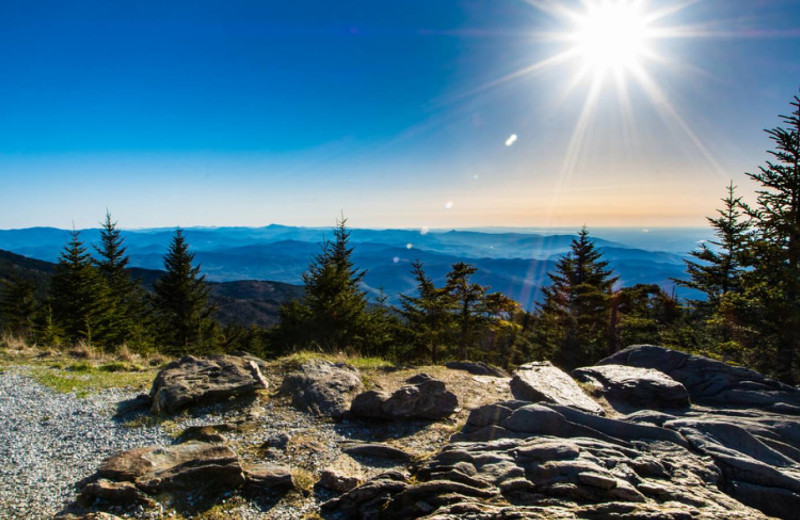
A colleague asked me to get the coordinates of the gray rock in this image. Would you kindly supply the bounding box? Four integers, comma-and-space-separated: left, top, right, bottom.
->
343, 442, 413, 462
510, 361, 603, 415
337, 436, 767, 520
78, 479, 154, 506
573, 364, 690, 410
279, 359, 364, 417
350, 373, 458, 420
90, 442, 245, 496
445, 361, 509, 378
149, 355, 268, 415
243, 463, 294, 490
599, 344, 800, 411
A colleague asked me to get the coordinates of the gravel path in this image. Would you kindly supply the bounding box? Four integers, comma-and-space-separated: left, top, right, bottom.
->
0, 369, 171, 520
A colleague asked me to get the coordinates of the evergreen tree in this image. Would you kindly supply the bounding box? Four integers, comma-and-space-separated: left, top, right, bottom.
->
276, 218, 369, 353
446, 262, 488, 361
0, 276, 38, 339
535, 227, 617, 369
677, 183, 749, 313
740, 90, 800, 383
50, 230, 111, 345
94, 211, 146, 346
152, 228, 217, 354
399, 260, 455, 363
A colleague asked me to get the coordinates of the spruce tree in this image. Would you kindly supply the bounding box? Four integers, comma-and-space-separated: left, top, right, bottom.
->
399, 260, 455, 363
740, 89, 800, 383
152, 228, 217, 354
94, 211, 145, 346
446, 262, 487, 361
274, 218, 371, 353
50, 229, 111, 346
535, 227, 617, 369
0, 276, 38, 339
677, 183, 749, 313
300, 218, 369, 351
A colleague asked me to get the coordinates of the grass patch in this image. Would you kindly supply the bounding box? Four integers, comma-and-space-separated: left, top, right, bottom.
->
277, 350, 394, 371
291, 468, 317, 493
30, 366, 155, 396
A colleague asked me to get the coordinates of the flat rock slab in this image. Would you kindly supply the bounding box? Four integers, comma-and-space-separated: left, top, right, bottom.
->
149, 355, 268, 415
342, 442, 413, 462
90, 443, 244, 498
510, 362, 603, 415
279, 359, 364, 417
243, 463, 294, 490
350, 373, 458, 420
573, 364, 690, 411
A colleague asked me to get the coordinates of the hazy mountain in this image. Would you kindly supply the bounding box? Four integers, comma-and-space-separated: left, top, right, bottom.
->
0, 225, 704, 309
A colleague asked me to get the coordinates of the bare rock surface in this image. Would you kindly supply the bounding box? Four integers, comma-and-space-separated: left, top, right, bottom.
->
572, 364, 691, 411
350, 373, 458, 420
324, 435, 765, 519
510, 361, 603, 414
149, 355, 268, 415
600, 344, 800, 412
279, 359, 364, 417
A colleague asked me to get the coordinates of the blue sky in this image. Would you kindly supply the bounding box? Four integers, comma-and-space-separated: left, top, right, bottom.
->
1, 0, 799, 229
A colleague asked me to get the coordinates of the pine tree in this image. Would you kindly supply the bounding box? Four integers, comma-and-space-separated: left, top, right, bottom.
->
535, 227, 617, 369
446, 262, 487, 361
276, 217, 369, 353
677, 183, 749, 313
50, 229, 111, 346
152, 228, 217, 354
399, 260, 455, 363
740, 89, 800, 383
0, 276, 38, 339
94, 211, 146, 346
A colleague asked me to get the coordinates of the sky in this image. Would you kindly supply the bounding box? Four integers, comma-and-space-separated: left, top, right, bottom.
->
1, 0, 799, 230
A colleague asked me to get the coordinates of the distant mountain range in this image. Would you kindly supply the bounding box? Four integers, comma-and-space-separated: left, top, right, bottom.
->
0, 225, 708, 311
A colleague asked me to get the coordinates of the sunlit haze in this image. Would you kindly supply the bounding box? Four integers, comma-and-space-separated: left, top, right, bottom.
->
1, 0, 799, 230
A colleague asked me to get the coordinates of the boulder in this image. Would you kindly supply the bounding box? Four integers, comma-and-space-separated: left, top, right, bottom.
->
89, 443, 244, 498
510, 361, 603, 414
445, 361, 509, 378
243, 463, 294, 490
572, 364, 690, 411
350, 373, 458, 420
279, 359, 364, 417
149, 355, 268, 415
317, 455, 365, 493
599, 345, 800, 412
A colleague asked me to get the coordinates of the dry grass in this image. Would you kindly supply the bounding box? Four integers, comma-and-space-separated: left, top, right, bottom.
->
275, 350, 394, 371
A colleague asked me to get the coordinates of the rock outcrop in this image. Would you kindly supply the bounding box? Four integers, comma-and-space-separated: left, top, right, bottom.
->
600, 344, 800, 413
325, 436, 765, 519
149, 355, 268, 415
350, 373, 458, 420
510, 361, 603, 414
279, 359, 364, 417
572, 364, 691, 411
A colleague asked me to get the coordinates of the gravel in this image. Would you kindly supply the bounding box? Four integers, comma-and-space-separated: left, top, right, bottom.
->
0, 369, 172, 520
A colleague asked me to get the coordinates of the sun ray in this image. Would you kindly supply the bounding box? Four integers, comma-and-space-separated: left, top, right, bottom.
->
629, 63, 729, 179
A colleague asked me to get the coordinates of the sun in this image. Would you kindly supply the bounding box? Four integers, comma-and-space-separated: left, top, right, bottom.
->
570, 1, 652, 75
